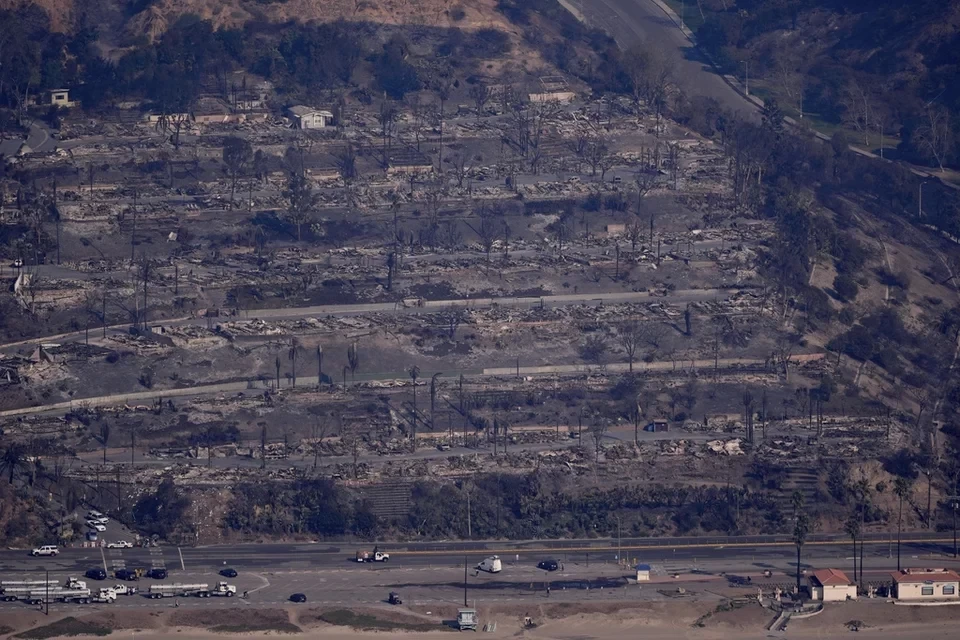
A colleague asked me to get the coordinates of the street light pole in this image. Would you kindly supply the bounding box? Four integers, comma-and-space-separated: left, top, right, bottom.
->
742, 61, 749, 96
615, 515, 622, 565
919, 182, 925, 218
463, 555, 468, 606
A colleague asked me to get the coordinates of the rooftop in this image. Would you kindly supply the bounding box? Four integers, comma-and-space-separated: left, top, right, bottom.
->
288, 105, 333, 117
811, 568, 853, 587
891, 568, 960, 584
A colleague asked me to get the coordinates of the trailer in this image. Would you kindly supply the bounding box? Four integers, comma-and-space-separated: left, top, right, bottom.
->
13, 588, 94, 605
1, 587, 91, 603
146, 583, 210, 599
0, 580, 59, 588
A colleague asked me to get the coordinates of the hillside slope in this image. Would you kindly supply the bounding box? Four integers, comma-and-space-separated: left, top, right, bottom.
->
694, 0, 960, 169
0, 0, 510, 35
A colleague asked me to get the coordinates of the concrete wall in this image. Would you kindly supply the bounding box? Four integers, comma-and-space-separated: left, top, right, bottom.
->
896, 581, 960, 600
819, 584, 857, 601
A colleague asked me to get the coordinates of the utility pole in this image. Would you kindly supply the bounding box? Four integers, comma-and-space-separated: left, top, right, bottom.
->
919, 182, 925, 218
742, 61, 749, 96
615, 515, 622, 565
45, 569, 49, 615
463, 555, 468, 607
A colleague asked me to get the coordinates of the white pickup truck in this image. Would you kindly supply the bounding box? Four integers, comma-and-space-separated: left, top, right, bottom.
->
112, 584, 138, 596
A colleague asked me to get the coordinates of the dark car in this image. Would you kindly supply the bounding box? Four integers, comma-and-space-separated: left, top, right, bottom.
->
115, 568, 138, 581
146, 568, 167, 580
290, 593, 307, 603
388, 591, 402, 605
537, 560, 559, 572
220, 568, 238, 578
85, 568, 107, 580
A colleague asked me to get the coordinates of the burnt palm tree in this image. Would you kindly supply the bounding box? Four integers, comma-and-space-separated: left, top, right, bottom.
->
894, 476, 911, 571
792, 491, 810, 595
1, 444, 27, 484
408, 365, 421, 450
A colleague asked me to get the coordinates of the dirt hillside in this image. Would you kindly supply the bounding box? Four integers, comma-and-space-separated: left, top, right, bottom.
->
1, 0, 511, 34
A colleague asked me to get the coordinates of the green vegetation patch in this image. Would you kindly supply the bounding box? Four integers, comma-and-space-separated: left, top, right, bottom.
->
16, 617, 112, 639
319, 610, 441, 632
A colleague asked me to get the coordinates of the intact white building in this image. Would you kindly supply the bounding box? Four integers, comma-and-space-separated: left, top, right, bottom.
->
809, 568, 857, 601
891, 568, 960, 601
288, 106, 333, 129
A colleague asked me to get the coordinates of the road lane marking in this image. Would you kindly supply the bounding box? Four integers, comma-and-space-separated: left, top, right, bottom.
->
178, 547, 185, 571
101, 547, 108, 573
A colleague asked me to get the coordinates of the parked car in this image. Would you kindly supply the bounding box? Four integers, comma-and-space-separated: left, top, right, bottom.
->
290, 593, 307, 603
115, 569, 138, 581
145, 568, 167, 580
220, 568, 237, 578
85, 568, 107, 581
86, 531, 99, 542
537, 560, 559, 572
86, 520, 106, 532
30, 545, 59, 557
107, 540, 133, 549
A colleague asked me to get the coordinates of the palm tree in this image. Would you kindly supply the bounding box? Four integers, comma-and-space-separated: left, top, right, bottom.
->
894, 477, 911, 571
430, 372, 442, 429
288, 338, 300, 387
408, 365, 420, 450
1, 444, 27, 484
316, 344, 324, 386
844, 514, 861, 587
791, 491, 810, 594
347, 342, 359, 384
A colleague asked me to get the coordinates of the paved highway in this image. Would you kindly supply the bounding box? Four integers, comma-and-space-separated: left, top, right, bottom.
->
2, 536, 958, 615
2, 533, 956, 574
580, 0, 756, 118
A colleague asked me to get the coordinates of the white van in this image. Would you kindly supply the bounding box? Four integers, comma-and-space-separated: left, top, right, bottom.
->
477, 556, 502, 573
31, 545, 59, 557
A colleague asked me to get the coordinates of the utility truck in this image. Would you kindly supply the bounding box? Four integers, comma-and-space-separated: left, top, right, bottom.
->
355, 546, 390, 562
146, 582, 235, 598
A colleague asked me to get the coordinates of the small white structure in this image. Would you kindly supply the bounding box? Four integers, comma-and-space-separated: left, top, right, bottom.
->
288, 105, 333, 129
635, 563, 651, 582
49, 89, 77, 108
891, 568, 960, 601
809, 568, 857, 602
